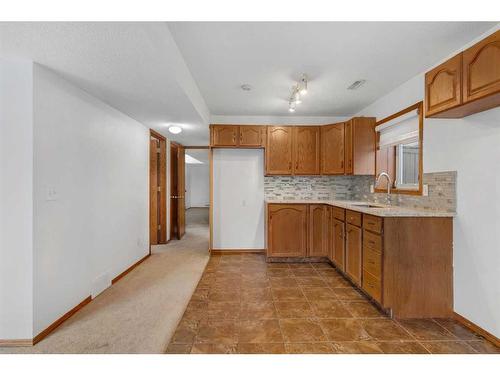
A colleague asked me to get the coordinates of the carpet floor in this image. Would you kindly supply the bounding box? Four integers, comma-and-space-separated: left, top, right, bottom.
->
1, 208, 210, 354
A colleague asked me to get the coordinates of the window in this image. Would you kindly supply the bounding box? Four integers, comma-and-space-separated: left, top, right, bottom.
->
375, 102, 423, 195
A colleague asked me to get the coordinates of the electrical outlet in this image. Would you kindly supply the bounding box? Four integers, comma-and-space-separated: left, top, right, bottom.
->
423, 184, 429, 196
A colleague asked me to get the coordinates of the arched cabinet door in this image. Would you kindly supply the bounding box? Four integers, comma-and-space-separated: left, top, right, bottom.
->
463, 30, 500, 103
267, 204, 308, 257
265, 127, 293, 175
425, 54, 462, 117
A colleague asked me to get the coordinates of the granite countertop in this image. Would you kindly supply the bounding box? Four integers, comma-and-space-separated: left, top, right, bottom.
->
265, 199, 455, 218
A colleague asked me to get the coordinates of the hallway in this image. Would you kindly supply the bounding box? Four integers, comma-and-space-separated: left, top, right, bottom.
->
0, 208, 209, 354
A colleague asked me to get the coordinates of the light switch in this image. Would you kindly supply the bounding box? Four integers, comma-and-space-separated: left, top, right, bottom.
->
422, 184, 429, 197
370, 184, 374, 193
46, 186, 58, 201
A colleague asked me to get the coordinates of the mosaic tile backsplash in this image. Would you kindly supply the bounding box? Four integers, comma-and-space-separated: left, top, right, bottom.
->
264, 171, 457, 213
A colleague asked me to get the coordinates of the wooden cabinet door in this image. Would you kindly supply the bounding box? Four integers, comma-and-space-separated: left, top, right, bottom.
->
333, 219, 345, 271
239, 125, 264, 147
425, 54, 462, 117
345, 223, 362, 285
344, 120, 353, 174
266, 126, 293, 175
211, 125, 239, 147
462, 30, 500, 104
321, 123, 345, 174
292, 126, 320, 175
309, 205, 327, 257
268, 204, 308, 257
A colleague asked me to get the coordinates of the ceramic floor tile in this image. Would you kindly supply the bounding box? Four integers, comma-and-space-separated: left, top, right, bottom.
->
165, 343, 192, 354
343, 301, 384, 318
319, 319, 371, 342
397, 319, 456, 341
285, 343, 335, 354
420, 341, 477, 354
378, 341, 429, 354
433, 318, 483, 340
275, 301, 314, 318
240, 301, 277, 320
209, 289, 241, 302
272, 287, 307, 301
195, 320, 239, 344
190, 343, 238, 354
291, 268, 321, 277
295, 276, 327, 287
239, 320, 284, 343
331, 287, 365, 300
309, 300, 352, 318
207, 301, 240, 320
266, 268, 293, 277
279, 318, 328, 343
302, 286, 337, 300
170, 320, 199, 344
361, 319, 413, 341
241, 287, 274, 302
331, 341, 383, 354
466, 340, 500, 354
237, 343, 286, 354
269, 277, 299, 288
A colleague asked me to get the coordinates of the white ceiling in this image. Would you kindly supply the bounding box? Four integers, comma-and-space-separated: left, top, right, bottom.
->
1, 22, 497, 147
168, 22, 496, 117
0, 22, 210, 145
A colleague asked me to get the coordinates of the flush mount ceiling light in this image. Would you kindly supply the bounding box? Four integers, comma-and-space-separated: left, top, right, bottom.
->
241, 84, 252, 91
288, 74, 308, 113
168, 125, 182, 134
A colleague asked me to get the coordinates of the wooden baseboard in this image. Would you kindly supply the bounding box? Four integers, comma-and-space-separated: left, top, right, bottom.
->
210, 249, 266, 255
0, 339, 33, 347
33, 296, 92, 345
453, 312, 500, 347
112, 253, 151, 284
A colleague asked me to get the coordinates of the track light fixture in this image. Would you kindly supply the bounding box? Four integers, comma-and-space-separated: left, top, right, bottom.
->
288, 74, 308, 113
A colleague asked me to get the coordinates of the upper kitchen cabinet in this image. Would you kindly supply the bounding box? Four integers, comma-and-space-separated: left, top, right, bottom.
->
425, 54, 463, 117
210, 125, 266, 148
210, 124, 239, 147
266, 126, 293, 175
463, 30, 500, 106
292, 126, 320, 175
344, 117, 376, 176
321, 122, 345, 174
425, 29, 500, 118
239, 125, 266, 147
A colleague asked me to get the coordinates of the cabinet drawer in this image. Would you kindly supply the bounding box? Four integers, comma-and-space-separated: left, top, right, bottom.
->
363, 230, 382, 252
332, 206, 345, 221
362, 270, 382, 303
363, 214, 383, 234
363, 246, 382, 279
346, 210, 362, 226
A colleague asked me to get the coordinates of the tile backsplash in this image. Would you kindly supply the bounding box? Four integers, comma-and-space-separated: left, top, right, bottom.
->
264, 171, 457, 213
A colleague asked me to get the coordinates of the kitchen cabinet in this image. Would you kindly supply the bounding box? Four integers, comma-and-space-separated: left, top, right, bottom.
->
266, 126, 293, 175
332, 218, 345, 271
210, 125, 266, 148
309, 205, 328, 257
267, 204, 308, 257
239, 125, 266, 147
210, 125, 239, 147
425, 29, 500, 118
425, 54, 463, 117
345, 223, 362, 285
321, 122, 345, 174
293, 126, 320, 175
344, 117, 376, 175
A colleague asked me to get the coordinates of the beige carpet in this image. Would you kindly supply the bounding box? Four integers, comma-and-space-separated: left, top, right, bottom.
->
1, 208, 210, 354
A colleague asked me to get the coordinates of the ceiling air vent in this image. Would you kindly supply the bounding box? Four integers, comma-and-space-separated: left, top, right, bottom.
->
347, 80, 367, 90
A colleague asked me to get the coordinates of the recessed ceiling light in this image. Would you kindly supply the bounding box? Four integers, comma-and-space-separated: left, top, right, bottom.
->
168, 125, 182, 134
241, 84, 252, 91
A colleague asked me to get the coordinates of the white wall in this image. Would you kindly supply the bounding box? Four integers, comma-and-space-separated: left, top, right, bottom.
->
356, 28, 500, 337
32, 64, 149, 335
213, 149, 264, 249
0, 58, 34, 340
186, 164, 209, 208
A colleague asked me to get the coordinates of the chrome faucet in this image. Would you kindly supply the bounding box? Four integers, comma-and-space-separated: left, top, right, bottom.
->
376, 172, 392, 200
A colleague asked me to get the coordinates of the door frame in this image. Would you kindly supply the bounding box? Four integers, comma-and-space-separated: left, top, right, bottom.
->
149, 130, 167, 250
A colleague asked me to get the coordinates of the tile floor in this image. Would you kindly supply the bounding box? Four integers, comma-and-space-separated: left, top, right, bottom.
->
166, 254, 499, 354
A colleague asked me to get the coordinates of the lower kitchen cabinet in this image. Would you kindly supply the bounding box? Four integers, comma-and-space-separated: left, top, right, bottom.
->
345, 223, 362, 285
267, 204, 308, 257
331, 218, 345, 271
309, 204, 328, 257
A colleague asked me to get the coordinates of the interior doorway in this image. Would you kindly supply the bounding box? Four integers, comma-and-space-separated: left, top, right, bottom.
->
149, 130, 167, 246
184, 147, 210, 229
170, 142, 186, 240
